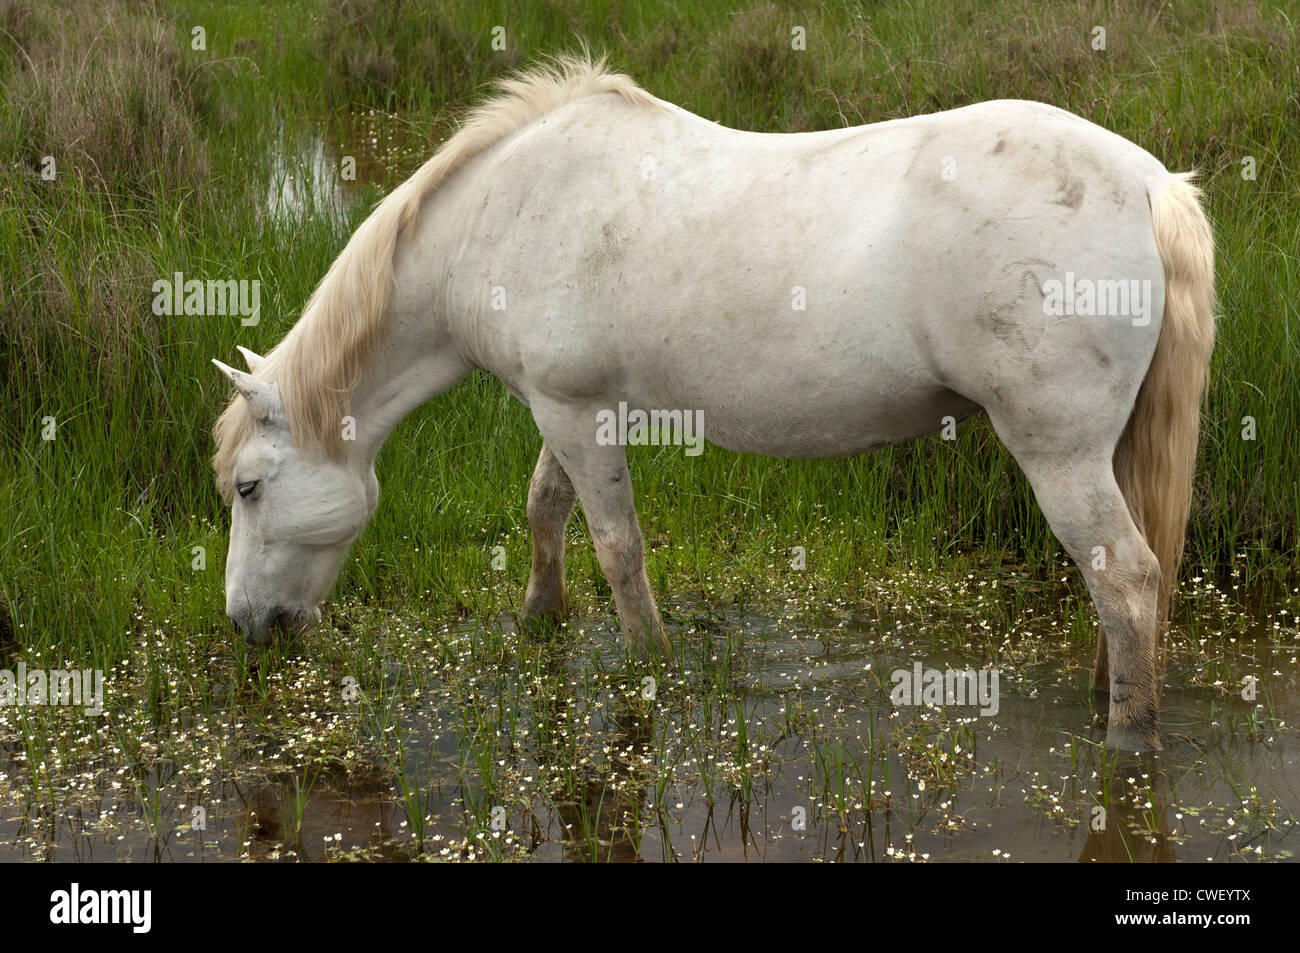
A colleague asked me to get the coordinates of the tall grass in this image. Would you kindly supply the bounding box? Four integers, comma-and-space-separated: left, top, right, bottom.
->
1, 0, 1296, 676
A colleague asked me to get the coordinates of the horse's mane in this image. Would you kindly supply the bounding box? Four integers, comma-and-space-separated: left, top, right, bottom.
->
212, 53, 658, 502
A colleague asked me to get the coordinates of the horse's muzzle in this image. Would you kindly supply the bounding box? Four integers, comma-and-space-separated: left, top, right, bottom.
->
228, 605, 320, 645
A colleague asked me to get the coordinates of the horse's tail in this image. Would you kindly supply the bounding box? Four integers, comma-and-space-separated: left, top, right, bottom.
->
1113, 172, 1216, 635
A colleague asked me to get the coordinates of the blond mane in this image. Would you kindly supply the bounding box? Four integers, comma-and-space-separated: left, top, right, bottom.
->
212, 53, 658, 501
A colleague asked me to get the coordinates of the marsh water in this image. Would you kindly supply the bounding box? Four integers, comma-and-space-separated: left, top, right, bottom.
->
264, 111, 421, 230
2, 586, 1295, 863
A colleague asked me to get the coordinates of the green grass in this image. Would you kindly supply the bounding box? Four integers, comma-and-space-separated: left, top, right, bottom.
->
0, 0, 1297, 861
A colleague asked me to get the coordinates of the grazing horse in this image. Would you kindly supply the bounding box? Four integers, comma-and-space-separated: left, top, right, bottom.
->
212, 56, 1215, 752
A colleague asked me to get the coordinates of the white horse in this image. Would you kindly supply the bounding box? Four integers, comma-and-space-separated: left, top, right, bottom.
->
212, 56, 1215, 752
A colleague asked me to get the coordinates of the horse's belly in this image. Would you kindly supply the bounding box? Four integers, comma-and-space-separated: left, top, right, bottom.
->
697, 407, 980, 458
629, 363, 979, 459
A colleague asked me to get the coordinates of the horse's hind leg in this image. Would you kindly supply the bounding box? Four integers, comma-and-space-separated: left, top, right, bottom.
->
997, 439, 1162, 751
522, 443, 576, 628
528, 405, 671, 660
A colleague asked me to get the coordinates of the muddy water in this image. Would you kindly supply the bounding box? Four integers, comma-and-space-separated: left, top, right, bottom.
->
2, 596, 1294, 863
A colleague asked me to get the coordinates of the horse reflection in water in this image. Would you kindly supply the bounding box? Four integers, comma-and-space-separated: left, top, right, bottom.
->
1078, 767, 1177, 863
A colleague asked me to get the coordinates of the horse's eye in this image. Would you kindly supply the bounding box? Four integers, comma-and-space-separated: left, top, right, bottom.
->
237, 480, 260, 499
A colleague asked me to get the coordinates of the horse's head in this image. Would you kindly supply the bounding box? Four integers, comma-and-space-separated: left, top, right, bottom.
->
211, 349, 377, 644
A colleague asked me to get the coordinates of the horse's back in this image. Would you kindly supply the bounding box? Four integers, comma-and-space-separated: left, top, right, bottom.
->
415, 92, 1171, 457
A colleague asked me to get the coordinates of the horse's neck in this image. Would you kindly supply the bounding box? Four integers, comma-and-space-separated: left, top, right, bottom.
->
346, 306, 471, 466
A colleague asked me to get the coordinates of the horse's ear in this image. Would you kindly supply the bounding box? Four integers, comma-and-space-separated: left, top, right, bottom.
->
212, 358, 279, 419
235, 345, 265, 372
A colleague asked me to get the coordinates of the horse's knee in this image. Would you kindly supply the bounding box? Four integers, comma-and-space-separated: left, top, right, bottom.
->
591, 531, 645, 588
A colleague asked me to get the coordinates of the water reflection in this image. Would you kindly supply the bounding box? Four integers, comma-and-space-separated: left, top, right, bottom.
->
264, 108, 425, 230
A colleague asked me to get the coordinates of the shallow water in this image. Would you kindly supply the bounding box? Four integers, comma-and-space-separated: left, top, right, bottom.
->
263, 109, 423, 230
3, 582, 1295, 862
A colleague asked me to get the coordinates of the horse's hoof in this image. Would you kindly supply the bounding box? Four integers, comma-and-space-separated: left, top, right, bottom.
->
518, 607, 566, 633
1104, 727, 1162, 754
623, 633, 673, 665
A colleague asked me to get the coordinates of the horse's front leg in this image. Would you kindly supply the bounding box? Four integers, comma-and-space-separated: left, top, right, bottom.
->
522, 443, 576, 628
528, 402, 671, 661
